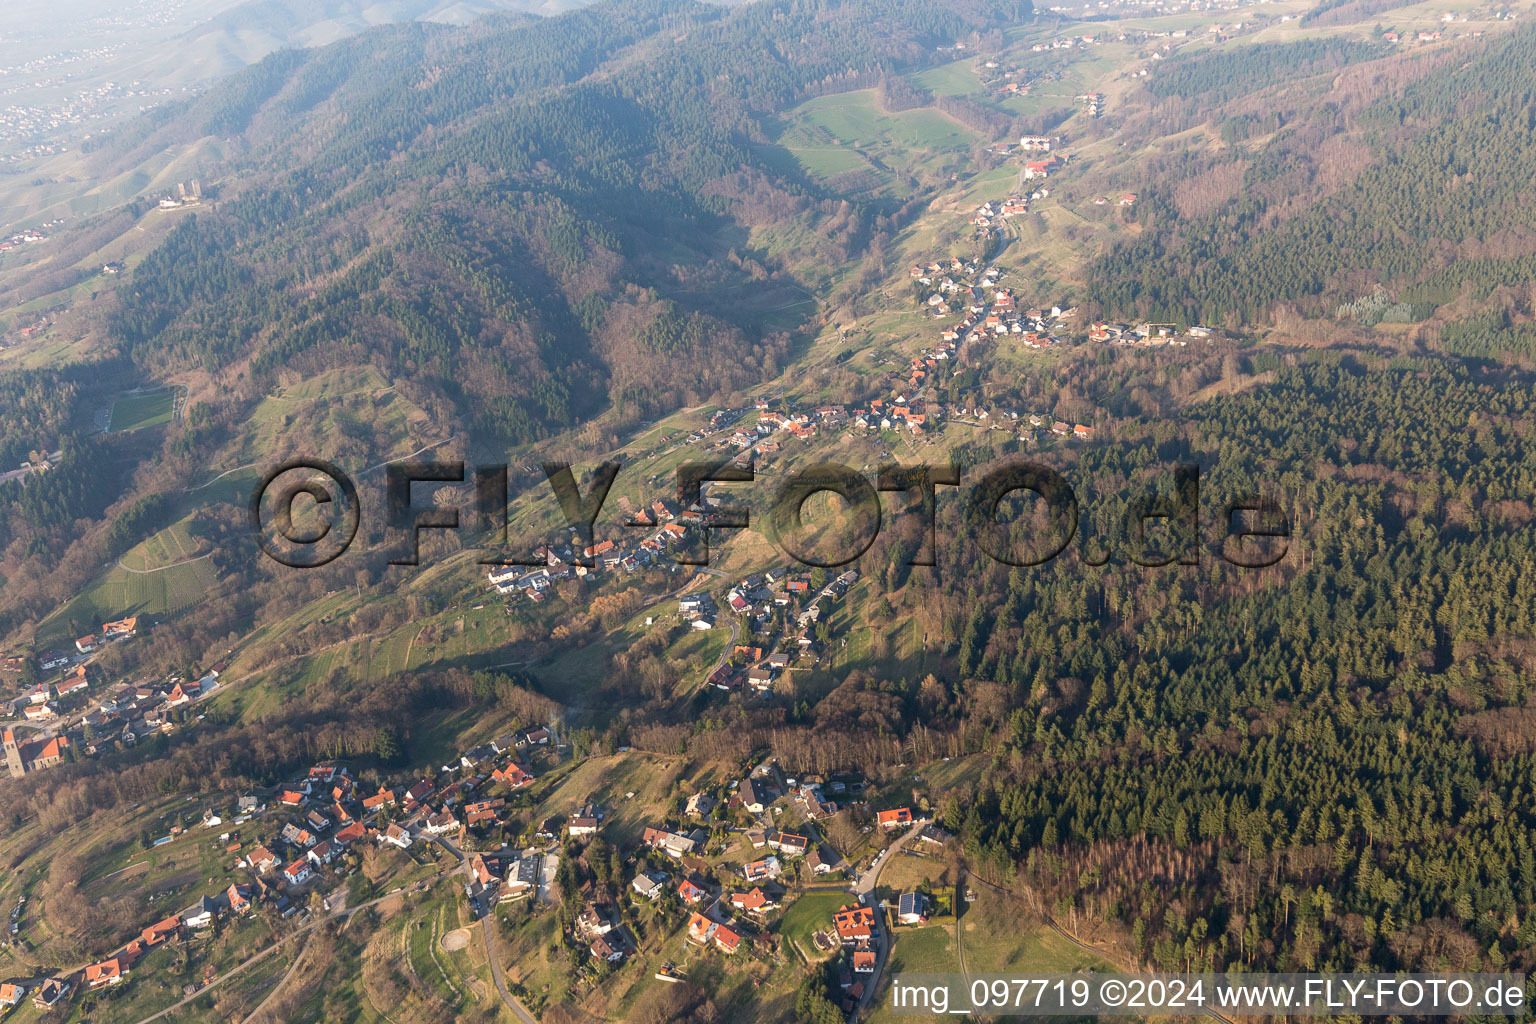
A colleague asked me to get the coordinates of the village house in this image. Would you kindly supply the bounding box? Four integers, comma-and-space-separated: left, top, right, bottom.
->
502, 852, 541, 901
247, 845, 279, 873
729, 887, 780, 914
897, 891, 928, 926
590, 932, 625, 962
56, 666, 88, 697
642, 826, 699, 858
577, 907, 615, 938
32, 977, 72, 1009
424, 812, 460, 835
381, 823, 413, 849
877, 807, 914, 830
185, 895, 218, 929
739, 779, 770, 814
833, 904, 877, 943
807, 845, 845, 875
743, 855, 782, 883
632, 872, 665, 901
84, 958, 125, 989
767, 831, 809, 857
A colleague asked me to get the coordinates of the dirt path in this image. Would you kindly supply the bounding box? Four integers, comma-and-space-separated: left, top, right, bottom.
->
115, 551, 212, 575
239, 931, 309, 1024
128, 872, 454, 1024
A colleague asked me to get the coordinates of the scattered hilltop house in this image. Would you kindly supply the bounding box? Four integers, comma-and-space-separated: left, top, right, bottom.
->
685, 791, 716, 818
713, 924, 742, 955
568, 815, 599, 837
590, 932, 625, 962
897, 891, 928, 926
334, 821, 368, 848
283, 860, 314, 886
739, 779, 769, 814
632, 872, 666, 901
853, 949, 876, 973
877, 807, 913, 830
227, 883, 252, 914
280, 823, 317, 849
642, 826, 699, 858
577, 907, 615, 938
685, 913, 743, 954
678, 878, 709, 904
0, 983, 24, 1009
917, 824, 953, 848
503, 852, 541, 901
494, 762, 534, 788
465, 799, 505, 826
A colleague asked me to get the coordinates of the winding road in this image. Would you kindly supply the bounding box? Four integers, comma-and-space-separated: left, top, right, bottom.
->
849, 821, 926, 1023
420, 831, 540, 1024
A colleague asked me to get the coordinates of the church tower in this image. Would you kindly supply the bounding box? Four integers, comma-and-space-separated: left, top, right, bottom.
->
3, 729, 24, 779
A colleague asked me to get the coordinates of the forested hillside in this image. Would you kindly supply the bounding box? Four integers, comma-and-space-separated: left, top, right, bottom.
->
1093, 25, 1536, 327
102, 0, 1031, 446
10, 2, 1536, 1015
